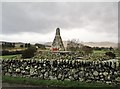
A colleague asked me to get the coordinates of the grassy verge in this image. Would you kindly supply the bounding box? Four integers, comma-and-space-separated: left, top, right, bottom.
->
93, 50, 106, 54
2, 76, 120, 89
0, 55, 20, 59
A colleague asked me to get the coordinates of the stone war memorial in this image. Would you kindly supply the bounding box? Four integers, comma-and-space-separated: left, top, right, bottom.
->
52, 28, 65, 51
1, 2, 119, 89
1, 27, 120, 88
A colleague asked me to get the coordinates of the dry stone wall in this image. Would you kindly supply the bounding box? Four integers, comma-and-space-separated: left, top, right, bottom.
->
2, 59, 120, 85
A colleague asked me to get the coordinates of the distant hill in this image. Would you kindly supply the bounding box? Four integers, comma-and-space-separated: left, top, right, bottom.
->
1, 41, 118, 48
81, 42, 118, 48
44, 42, 52, 46
44, 41, 118, 48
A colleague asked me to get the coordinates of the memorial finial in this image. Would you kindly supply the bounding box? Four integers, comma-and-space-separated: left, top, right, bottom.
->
56, 28, 60, 35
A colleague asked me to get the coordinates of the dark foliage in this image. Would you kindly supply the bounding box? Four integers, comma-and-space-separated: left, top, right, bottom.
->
22, 46, 37, 58
20, 45, 24, 48
105, 52, 116, 59
25, 43, 31, 48
92, 47, 102, 50
81, 46, 93, 55
2, 42, 15, 48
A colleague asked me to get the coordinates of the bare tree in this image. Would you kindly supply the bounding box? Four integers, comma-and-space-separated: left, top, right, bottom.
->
66, 39, 82, 51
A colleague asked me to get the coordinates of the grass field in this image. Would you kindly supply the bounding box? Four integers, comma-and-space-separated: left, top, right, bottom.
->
0, 55, 20, 59
2, 76, 120, 89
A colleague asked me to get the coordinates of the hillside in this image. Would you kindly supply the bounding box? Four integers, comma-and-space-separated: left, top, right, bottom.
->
44, 41, 118, 48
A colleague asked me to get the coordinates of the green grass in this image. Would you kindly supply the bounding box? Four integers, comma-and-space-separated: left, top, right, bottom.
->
2, 76, 120, 89
0, 55, 20, 59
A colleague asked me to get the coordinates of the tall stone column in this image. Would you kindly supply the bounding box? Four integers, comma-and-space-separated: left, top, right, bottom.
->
52, 28, 65, 51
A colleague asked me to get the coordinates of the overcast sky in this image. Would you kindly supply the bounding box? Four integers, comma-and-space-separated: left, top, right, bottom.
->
1, 2, 118, 43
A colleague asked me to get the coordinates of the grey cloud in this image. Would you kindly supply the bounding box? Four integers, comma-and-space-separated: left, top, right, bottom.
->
2, 2, 118, 35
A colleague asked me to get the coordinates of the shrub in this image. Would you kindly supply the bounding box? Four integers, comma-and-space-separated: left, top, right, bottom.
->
81, 46, 93, 55
22, 46, 37, 58
105, 52, 116, 59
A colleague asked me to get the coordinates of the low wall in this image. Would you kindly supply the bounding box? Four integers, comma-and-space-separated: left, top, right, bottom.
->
2, 59, 120, 85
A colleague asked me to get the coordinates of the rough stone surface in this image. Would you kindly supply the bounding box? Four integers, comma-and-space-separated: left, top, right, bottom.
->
2, 59, 120, 85
52, 28, 65, 51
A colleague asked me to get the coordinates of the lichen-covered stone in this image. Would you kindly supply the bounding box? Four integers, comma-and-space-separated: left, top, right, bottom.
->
103, 72, 108, 76
93, 71, 99, 76
2, 59, 120, 85
16, 68, 20, 73
115, 77, 120, 82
